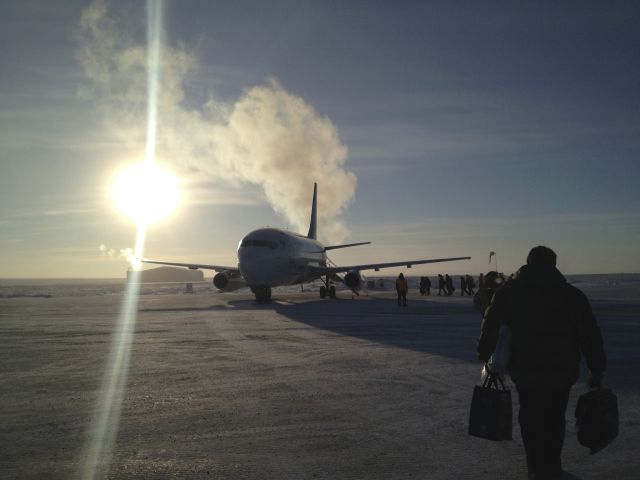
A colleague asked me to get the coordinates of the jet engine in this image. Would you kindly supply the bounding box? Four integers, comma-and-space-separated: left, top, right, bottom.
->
343, 270, 363, 291
213, 271, 246, 292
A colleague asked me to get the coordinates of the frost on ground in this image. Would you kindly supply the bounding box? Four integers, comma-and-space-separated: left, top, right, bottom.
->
0, 275, 638, 479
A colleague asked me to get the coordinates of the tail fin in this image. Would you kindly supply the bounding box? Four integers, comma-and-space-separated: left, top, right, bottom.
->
307, 182, 317, 239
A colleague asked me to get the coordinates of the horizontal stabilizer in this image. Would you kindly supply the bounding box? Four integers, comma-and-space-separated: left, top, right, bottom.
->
324, 241, 371, 251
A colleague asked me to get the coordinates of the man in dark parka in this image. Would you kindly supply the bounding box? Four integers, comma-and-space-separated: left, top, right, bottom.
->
477, 246, 606, 480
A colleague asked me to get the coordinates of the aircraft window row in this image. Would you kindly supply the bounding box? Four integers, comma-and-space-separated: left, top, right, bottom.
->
241, 239, 277, 249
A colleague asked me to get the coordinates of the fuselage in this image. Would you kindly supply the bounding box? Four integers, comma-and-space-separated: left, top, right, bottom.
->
237, 228, 326, 287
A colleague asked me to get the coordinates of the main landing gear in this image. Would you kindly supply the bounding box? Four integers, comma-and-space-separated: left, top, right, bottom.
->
319, 275, 336, 299
251, 286, 272, 303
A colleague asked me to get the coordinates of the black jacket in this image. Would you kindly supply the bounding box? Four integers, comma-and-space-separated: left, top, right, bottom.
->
477, 265, 606, 389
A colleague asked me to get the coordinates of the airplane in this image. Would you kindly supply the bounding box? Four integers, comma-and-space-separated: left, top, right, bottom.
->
142, 183, 471, 302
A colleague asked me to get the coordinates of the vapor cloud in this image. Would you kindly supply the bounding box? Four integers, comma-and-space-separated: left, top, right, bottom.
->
76, 0, 356, 242
99, 244, 134, 263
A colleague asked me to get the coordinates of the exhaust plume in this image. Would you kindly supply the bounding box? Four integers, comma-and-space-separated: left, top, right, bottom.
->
77, 0, 356, 242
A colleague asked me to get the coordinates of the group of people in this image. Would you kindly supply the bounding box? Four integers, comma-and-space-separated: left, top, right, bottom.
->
415, 274, 477, 296
394, 247, 607, 479
398, 273, 482, 304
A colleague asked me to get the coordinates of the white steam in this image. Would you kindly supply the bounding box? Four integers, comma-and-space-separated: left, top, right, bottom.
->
99, 244, 134, 263
77, 0, 356, 242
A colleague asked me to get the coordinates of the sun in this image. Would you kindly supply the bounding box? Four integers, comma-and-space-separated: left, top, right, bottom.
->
110, 162, 181, 225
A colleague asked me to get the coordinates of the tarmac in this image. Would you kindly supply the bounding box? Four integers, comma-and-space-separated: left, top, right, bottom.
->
1, 289, 638, 479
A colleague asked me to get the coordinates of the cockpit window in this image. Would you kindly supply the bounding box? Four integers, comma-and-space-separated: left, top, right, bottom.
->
240, 239, 277, 249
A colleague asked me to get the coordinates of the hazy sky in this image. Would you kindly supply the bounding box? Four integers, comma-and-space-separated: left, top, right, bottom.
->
1, 0, 639, 278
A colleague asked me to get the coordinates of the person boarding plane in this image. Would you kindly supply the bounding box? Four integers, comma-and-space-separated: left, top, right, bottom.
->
143, 183, 471, 302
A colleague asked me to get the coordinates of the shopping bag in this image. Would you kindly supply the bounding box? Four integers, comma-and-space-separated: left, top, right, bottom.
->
468, 370, 512, 441
575, 387, 619, 454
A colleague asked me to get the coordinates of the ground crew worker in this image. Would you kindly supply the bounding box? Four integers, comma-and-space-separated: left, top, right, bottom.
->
396, 272, 408, 307
460, 276, 467, 296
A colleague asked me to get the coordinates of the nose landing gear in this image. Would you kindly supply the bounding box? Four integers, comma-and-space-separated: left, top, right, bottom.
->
251, 286, 272, 303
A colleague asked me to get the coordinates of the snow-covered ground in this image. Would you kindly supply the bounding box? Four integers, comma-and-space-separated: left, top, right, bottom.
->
0, 275, 638, 479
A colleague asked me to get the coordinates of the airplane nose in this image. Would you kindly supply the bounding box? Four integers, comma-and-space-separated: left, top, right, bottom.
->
238, 248, 276, 285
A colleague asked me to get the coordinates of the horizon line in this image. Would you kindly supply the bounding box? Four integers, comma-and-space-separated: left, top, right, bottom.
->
1, 272, 638, 281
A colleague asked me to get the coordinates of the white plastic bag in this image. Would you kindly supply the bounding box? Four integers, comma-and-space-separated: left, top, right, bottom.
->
487, 325, 511, 375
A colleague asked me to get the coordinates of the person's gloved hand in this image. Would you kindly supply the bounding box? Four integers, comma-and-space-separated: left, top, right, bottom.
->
588, 371, 603, 389
477, 353, 490, 363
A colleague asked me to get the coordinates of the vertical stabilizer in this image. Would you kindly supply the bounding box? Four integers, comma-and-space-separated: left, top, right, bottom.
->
307, 182, 317, 239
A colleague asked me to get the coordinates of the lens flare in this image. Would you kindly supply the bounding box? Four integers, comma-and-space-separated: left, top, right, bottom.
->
82, 1, 164, 478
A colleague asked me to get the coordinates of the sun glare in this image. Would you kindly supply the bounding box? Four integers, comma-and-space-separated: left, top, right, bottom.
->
110, 162, 181, 225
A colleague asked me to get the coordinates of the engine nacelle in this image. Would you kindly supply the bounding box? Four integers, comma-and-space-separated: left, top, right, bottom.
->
344, 270, 362, 291
213, 272, 246, 292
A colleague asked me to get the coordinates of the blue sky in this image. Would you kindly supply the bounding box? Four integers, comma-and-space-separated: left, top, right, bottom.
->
1, 0, 639, 277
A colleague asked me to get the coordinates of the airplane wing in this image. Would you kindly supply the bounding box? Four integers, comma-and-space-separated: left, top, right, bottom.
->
141, 259, 239, 272
312, 256, 471, 275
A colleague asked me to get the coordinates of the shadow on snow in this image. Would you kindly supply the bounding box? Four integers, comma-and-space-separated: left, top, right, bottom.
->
273, 295, 482, 363
140, 292, 639, 395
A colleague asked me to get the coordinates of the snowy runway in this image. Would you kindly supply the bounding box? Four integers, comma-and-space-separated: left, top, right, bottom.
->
1, 279, 638, 479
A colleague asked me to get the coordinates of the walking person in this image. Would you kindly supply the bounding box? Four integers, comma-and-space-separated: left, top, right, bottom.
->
396, 272, 408, 307
445, 274, 455, 296
466, 274, 476, 295
460, 276, 467, 296
474, 271, 504, 314
477, 246, 606, 480
437, 274, 446, 296
424, 276, 431, 296
419, 276, 427, 296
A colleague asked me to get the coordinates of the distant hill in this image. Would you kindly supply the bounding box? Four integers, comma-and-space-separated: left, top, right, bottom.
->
127, 266, 204, 283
